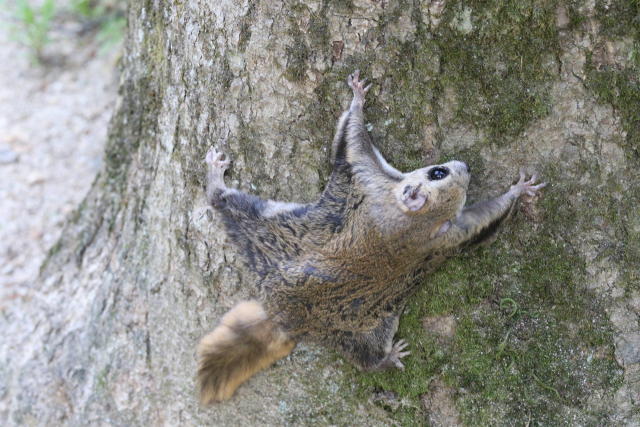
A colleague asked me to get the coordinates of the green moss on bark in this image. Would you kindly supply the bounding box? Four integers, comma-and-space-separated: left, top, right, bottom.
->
585, 54, 640, 156
581, 1, 640, 156
434, 0, 560, 141
285, 16, 310, 83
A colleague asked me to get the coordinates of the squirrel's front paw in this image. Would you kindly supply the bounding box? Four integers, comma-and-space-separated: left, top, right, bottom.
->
348, 70, 372, 106
206, 148, 230, 170
510, 170, 547, 198
205, 148, 231, 179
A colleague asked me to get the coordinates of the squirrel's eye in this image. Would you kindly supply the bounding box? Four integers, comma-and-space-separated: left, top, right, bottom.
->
429, 167, 449, 181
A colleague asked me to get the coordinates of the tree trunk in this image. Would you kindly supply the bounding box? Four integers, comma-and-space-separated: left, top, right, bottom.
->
2, 0, 639, 426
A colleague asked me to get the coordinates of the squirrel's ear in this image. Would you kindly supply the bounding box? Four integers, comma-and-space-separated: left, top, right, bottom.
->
400, 184, 427, 212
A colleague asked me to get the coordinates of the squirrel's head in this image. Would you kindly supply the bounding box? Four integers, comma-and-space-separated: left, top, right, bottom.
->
394, 160, 470, 221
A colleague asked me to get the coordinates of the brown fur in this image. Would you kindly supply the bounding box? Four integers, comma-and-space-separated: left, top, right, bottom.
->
197, 301, 295, 404
197, 71, 546, 402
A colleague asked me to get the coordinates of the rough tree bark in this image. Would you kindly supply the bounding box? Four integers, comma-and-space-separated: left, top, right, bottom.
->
2, 0, 639, 426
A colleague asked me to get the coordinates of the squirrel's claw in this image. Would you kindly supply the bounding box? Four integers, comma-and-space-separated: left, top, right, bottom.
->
511, 170, 547, 198
389, 339, 411, 371
348, 70, 371, 101
206, 148, 231, 172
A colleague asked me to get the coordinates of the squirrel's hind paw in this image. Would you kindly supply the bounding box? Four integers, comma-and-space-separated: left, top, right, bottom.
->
372, 339, 411, 372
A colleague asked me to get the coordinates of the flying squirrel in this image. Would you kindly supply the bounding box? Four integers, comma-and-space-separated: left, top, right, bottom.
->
197, 70, 547, 403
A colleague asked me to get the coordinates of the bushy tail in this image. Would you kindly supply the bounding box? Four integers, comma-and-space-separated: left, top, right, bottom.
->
197, 300, 295, 404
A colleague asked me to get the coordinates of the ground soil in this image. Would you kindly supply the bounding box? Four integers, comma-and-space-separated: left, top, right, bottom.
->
0, 9, 119, 304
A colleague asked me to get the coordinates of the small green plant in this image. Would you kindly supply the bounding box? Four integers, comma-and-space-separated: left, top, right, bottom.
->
9, 0, 57, 63
96, 15, 125, 53
70, 0, 95, 17
70, 0, 126, 52
70, 0, 117, 18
